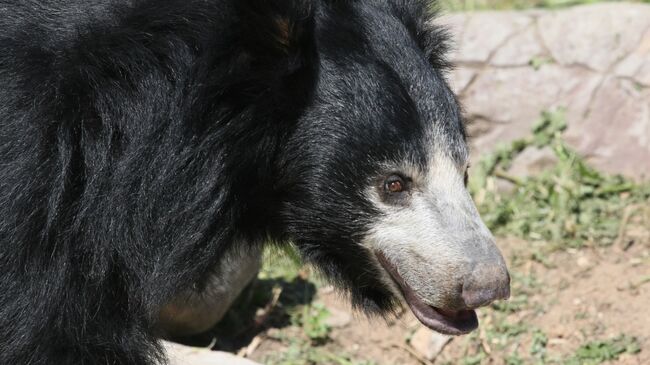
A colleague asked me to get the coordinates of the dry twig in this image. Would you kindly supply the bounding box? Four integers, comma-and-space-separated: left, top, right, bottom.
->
253, 286, 283, 328
237, 335, 264, 358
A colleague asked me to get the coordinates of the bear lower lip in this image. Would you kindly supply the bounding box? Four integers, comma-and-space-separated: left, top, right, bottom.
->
375, 251, 479, 335
408, 300, 478, 336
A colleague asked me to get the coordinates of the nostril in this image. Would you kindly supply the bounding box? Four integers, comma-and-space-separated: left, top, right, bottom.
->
461, 285, 501, 308
461, 265, 511, 308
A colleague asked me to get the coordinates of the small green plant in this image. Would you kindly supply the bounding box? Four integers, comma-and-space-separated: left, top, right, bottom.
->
529, 56, 554, 70
491, 293, 529, 313
505, 352, 525, 365
462, 352, 487, 365
470, 108, 650, 249
265, 337, 376, 365
563, 335, 641, 365
291, 302, 331, 342
530, 329, 548, 360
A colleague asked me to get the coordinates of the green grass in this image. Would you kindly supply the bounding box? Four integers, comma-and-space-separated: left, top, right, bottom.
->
264, 336, 377, 365
291, 302, 331, 343
470, 108, 650, 250
462, 314, 641, 365
564, 335, 641, 365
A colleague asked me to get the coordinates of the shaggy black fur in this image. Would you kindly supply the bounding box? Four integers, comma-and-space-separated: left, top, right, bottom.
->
0, 0, 466, 364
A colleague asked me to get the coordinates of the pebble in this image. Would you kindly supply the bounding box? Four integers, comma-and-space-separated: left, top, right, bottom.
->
409, 327, 452, 361
325, 307, 352, 328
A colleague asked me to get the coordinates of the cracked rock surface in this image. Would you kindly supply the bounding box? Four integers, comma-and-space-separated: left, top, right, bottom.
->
443, 3, 650, 180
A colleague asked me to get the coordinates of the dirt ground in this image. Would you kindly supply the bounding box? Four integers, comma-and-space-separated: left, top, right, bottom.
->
180, 217, 649, 365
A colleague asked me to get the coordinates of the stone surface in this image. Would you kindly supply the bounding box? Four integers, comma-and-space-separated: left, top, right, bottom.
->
409, 327, 452, 361
491, 25, 546, 67
441, 3, 650, 180
448, 67, 477, 95
614, 26, 650, 87
164, 341, 262, 365
456, 12, 531, 63
463, 64, 601, 158
564, 76, 650, 180
537, 4, 650, 72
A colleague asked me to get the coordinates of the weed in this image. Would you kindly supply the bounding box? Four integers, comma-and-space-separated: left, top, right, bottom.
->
265, 337, 376, 365
290, 302, 331, 343
530, 329, 548, 360
505, 352, 525, 365
491, 294, 528, 313
470, 108, 650, 250
563, 335, 641, 365
462, 352, 487, 365
495, 321, 528, 338
529, 56, 554, 70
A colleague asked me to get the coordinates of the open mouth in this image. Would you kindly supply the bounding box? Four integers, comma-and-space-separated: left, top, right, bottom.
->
375, 251, 479, 335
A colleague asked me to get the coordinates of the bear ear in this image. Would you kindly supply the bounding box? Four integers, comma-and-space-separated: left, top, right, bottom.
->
234, 0, 315, 77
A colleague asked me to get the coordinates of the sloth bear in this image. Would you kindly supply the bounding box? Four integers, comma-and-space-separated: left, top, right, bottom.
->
0, 0, 510, 364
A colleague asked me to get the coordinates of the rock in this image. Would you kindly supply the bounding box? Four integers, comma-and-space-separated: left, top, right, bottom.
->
456, 12, 531, 63
491, 25, 546, 67
445, 4, 650, 181
615, 27, 650, 87
163, 341, 262, 365
448, 67, 477, 95
564, 77, 650, 180
462, 64, 600, 161
325, 307, 352, 328
538, 4, 650, 72
507, 146, 559, 179
409, 327, 452, 361
577, 256, 591, 268
495, 146, 558, 193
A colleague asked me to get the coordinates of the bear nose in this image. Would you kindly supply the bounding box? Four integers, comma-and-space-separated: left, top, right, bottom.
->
461, 263, 511, 308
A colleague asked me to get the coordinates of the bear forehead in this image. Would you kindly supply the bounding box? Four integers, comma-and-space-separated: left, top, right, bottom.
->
306, 7, 468, 168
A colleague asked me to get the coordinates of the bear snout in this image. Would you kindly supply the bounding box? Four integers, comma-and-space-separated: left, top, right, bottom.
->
460, 262, 511, 309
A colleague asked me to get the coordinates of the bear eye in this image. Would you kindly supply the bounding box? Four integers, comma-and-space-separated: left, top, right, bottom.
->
384, 175, 405, 194
464, 170, 469, 187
